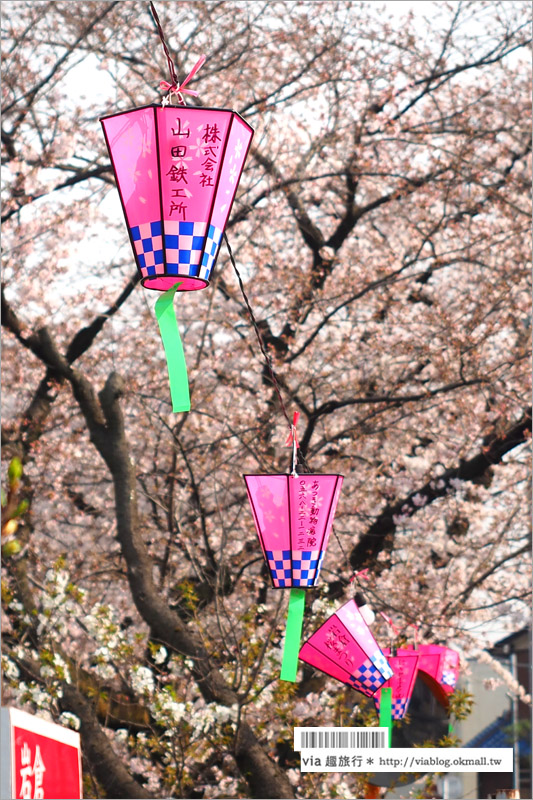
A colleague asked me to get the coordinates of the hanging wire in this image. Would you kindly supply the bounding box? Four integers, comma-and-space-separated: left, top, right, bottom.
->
149, 2, 179, 88
224, 235, 362, 585
149, 2, 205, 105
223, 233, 293, 431
148, 1, 385, 612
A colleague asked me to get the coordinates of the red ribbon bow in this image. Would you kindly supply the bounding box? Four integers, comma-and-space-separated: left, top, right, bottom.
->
285, 411, 300, 448
160, 54, 206, 102
350, 568, 370, 583
379, 611, 400, 636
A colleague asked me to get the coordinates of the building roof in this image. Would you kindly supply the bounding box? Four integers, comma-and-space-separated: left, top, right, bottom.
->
489, 627, 531, 656
465, 712, 512, 749
466, 711, 529, 756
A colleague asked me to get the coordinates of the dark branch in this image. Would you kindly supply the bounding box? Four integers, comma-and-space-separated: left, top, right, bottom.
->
350, 408, 532, 570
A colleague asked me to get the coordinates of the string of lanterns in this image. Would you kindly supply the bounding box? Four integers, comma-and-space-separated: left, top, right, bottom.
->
100, 1, 461, 741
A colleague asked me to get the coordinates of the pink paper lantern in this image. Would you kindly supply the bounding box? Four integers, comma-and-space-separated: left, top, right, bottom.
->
243, 473, 343, 588
411, 644, 442, 681
404, 644, 460, 695
374, 648, 420, 719
299, 598, 393, 696
101, 105, 253, 291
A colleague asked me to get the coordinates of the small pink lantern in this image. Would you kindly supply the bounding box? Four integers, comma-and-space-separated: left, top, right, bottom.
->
244, 470, 343, 681
374, 648, 420, 719
101, 104, 253, 291
243, 473, 343, 588
403, 644, 460, 695
299, 598, 393, 696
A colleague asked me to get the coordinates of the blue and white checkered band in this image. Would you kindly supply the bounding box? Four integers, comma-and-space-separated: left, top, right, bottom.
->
265, 549, 324, 587
392, 699, 408, 719
291, 550, 323, 587
441, 670, 456, 686
265, 550, 292, 587
350, 659, 388, 694
347, 674, 375, 697
131, 221, 164, 278
370, 650, 394, 680
131, 220, 224, 282
201, 223, 224, 277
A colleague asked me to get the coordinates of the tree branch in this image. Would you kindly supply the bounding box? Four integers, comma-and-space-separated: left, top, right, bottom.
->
31, 331, 294, 798
2, 273, 138, 459
60, 684, 155, 800
350, 408, 532, 570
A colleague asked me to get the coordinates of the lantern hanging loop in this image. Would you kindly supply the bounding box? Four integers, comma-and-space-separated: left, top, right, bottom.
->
285, 411, 300, 476
379, 610, 400, 638
291, 425, 298, 476
149, 2, 205, 105
350, 567, 370, 586
410, 621, 419, 648
159, 55, 206, 105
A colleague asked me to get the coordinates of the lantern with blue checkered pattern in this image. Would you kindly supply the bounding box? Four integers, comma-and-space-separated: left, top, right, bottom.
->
243, 473, 343, 589
101, 105, 253, 291
398, 644, 460, 710
374, 648, 420, 719
298, 598, 394, 697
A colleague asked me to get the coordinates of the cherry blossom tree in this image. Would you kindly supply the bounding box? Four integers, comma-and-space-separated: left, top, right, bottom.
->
2, 1, 531, 798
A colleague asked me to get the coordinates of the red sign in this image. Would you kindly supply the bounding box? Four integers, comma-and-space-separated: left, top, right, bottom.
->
2, 708, 82, 799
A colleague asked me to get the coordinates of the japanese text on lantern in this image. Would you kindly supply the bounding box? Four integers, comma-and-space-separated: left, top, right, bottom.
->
297, 479, 321, 549
395, 659, 409, 694
324, 624, 355, 670
19, 741, 45, 799
166, 117, 222, 220
297, 480, 307, 549
308, 480, 320, 547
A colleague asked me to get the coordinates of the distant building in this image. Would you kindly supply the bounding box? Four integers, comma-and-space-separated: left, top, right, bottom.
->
477, 628, 532, 800
379, 628, 531, 799
453, 627, 531, 800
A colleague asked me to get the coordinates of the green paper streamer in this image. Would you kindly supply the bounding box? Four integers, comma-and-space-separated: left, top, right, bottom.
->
379, 687, 393, 747
280, 588, 306, 682
155, 285, 191, 413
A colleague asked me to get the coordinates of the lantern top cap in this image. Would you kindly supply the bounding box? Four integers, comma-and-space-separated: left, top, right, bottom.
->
243, 472, 344, 478
99, 103, 254, 134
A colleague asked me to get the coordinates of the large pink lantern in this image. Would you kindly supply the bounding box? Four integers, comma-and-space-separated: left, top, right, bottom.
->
100, 57, 253, 414
299, 598, 393, 696
374, 648, 420, 720
101, 105, 253, 291
243, 473, 343, 588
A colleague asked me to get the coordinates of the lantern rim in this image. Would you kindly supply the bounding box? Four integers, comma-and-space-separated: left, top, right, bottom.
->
141, 275, 210, 291
99, 103, 254, 135
101, 104, 254, 290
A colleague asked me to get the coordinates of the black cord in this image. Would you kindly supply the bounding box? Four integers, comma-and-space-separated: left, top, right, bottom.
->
149, 2, 179, 89
224, 233, 293, 431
